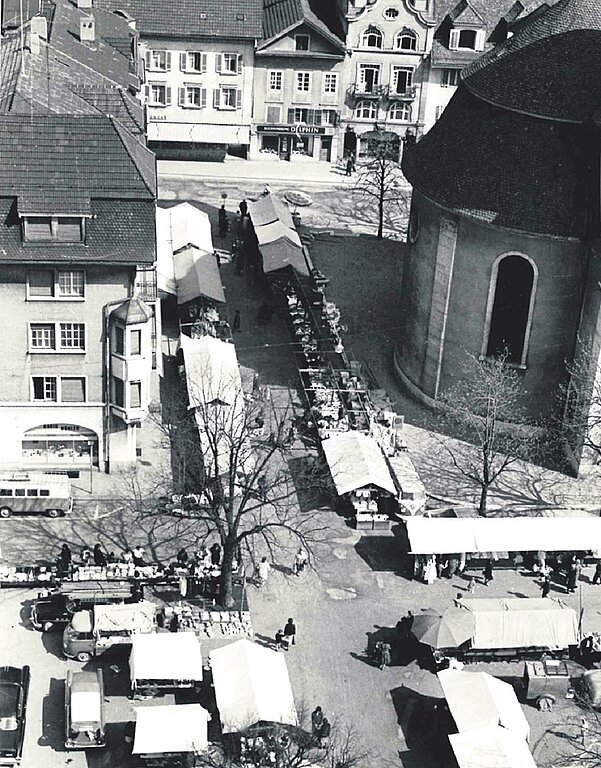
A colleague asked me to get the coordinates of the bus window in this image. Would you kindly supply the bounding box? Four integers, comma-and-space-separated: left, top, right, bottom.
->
40, 489, 50, 497
15, 489, 25, 496
0, 489, 12, 496
27, 489, 38, 497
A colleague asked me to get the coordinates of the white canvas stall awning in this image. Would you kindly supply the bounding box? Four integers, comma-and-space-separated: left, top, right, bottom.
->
438, 670, 530, 742
94, 601, 156, 634
174, 246, 225, 304
449, 726, 537, 768
254, 220, 302, 248
180, 334, 242, 408
322, 432, 396, 496
248, 195, 295, 230
132, 704, 209, 755
130, 633, 203, 685
209, 639, 298, 733
405, 516, 601, 555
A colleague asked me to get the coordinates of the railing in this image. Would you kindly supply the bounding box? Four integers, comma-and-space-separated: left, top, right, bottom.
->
351, 83, 387, 97
386, 84, 417, 100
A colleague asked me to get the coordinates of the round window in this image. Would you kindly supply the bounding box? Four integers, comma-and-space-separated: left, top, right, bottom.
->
408, 205, 419, 243
384, 7, 399, 19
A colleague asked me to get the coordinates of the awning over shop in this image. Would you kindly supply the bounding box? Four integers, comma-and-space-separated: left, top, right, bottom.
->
438, 670, 530, 742
449, 726, 537, 768
180, 334, 242, 408
405, 516, 601, 555
322, 432, 396, 495
209, 639, 298, 733
174, 247, 225, 304
260, 238, 309, 277
132, 704, 210, 755
130, 633, 203, 685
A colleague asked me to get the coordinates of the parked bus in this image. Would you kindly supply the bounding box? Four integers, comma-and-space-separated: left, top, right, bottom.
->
0, 472, 73, 518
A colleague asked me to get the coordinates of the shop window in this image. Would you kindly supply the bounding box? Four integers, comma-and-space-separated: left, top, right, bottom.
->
395, 28, 418, 51
261, 135, 279, 153
361, 25, 383, 48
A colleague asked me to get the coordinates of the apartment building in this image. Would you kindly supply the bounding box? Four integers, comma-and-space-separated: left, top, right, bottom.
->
96, 0, 262, 160
251, 0, 346, 163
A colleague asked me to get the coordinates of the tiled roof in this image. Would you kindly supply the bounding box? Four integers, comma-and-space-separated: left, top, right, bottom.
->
402, 86, 591, 239
260, 0, 345, 48
94, 0, 262, 39
18, 190, 91, 215
0, 197, 156, 264
463, 0, 601, 120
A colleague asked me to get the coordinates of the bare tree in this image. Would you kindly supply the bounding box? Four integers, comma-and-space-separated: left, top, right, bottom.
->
437, 350, 541, 516
353, 131, 405, 240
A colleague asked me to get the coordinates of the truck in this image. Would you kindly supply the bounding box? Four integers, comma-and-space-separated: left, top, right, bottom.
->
31, 581, 137, 632
62, 601, 157, 663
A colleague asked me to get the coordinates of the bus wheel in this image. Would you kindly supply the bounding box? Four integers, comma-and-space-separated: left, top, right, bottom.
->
76, 652, 91, 663
0, 507, 11, 518
47, 509, 60, 518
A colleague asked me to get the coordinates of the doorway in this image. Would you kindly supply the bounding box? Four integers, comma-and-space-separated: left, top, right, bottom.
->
320, 136, 332, 162
278, 136, 291, 160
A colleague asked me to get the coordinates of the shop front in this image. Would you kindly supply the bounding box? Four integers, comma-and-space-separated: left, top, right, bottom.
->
254, 124, 336, 162
21, 424, 99, 469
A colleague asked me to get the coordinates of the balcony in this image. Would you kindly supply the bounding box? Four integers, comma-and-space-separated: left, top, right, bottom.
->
386, 85, 418, 100
351, 83, 387, 98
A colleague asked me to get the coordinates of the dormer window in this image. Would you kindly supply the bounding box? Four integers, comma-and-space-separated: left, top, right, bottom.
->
361, 26, 383, 49
449, 27, 484, 51
395, 28, 418, 51
23, 216, 84, 243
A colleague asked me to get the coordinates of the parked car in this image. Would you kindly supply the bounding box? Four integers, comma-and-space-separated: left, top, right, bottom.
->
65, 669, 105, 749
0, 666, 30, 766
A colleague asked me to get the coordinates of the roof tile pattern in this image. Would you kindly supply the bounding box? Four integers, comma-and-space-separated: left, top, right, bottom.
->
261, 0, 344, 46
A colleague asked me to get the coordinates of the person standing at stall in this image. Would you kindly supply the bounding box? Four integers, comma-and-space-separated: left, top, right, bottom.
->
541, 573, 551, 598
210, 542, 221, 566
59, 544, 72, 576
218, 204, 228, 238
93, 543, 107, 567
483, 559, 494, 586
593, 561, 601, 585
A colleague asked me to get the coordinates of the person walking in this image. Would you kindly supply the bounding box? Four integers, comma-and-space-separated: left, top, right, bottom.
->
593, 561, 601, 585
257, 556, 271, 587
210, 542, 221, 566
284, 618, 296, 646
275, 628, 284, 651
379, 641, 391, 670
483, 559, 494, 586
232, 309, 241, 333
218, 204, 228, 238
467, 576, 476, 594
345, 154, 353, 177
239, 199, 248, 217
93, 543, 107, 567
293, 547, 307, 575
60, 543, 72, 568
311, 707, 324, 739
541, 574, 551, 598
567, 558, 578, 593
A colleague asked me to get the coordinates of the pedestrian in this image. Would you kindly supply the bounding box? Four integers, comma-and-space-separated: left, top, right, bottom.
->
177, 547, 189, 566
398, 611, 414, 639
467, 576, 476, 594
132, 545, 145, 567
257, 556, 271, 587
483, 559, 494, 586
379, 641, 391, 670
275, 628, 284, 650
210, 542, 221, 566
593, 561, 601, 585
541, 574, 551, 598
567, 559, 578, 593
311, 707, 324, 738
293, 547, 307, 575
318, 718, 331, 748
218, 204, 228, 238
239, 199, 248, 217
232, 309, 241, 332
345, 154, 353, 176
60, 543, 72, 570
284, 617, 296, 646
350, 150, 356, 172
93, 543, 106, 567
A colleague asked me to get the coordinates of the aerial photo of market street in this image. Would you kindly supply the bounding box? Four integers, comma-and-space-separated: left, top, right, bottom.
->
3, 0, 601, 767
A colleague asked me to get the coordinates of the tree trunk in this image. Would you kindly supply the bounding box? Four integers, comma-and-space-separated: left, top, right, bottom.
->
219, 540, 237, 609
478, 484, 489, 517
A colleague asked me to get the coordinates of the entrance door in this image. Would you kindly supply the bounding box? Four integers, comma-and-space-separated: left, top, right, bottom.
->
320, 136, 332, 162
278, 136, 291, 160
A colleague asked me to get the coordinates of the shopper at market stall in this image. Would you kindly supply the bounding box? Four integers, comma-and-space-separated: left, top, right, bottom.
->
59, 544, 72, 572
379, 641, 391, 670
132, 545, 145, 567
93, 543, 107, 567
177, 548, 189, 566
483, 559, 494, 586
541, 573, 551, 598
122, 549, 134, 565
210, 543, 221, 566
284, 618, 296, 646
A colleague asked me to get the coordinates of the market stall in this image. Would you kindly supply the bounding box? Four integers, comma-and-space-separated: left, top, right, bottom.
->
132, 703, 210, 763
209, 639, 297, 734
180, 334, 242, 409
387, 452, 426, 516
130, 633, 203, 694
449, 725, 537, 768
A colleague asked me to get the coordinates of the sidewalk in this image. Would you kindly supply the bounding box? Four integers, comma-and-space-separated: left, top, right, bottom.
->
157, 156, 355, 187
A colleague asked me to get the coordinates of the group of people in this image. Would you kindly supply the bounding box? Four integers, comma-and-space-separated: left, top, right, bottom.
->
311, 707, 331, 747
274, 618, 297, 650
57, 542, 148, 575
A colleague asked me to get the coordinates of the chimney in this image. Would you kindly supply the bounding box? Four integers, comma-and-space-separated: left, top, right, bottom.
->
79, 14, 95, 42
29, 15, 48, 55
77, 0, 93, 7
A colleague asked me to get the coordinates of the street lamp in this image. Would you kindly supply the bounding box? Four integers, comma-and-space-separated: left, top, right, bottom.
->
88, 440, 94, 494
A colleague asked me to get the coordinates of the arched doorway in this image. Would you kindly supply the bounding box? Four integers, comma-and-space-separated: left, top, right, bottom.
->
22, 424, 99, 467
485, 254, 536, 364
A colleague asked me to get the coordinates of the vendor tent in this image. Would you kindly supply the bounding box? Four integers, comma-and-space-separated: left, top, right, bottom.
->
260, 238, 309, 277
248, 195, 295, 230
411, 608, 475, 649
449, 726, 537, 768
174, 247, 225, 305
180, 334, 242, 408
209, 639, 298, 733
322, 432, 396, 496
132, 704, 209, 755
130, 633, 203, 687
254, 220, 302, 248
438, 669, 530, 742
405, 516, 601, 555
94, 601, 156, 634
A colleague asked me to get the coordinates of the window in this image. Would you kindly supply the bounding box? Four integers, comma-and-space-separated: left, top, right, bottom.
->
57, 270, 84, 297
113, 377, 124, 408
215, 86, 241, 109
442, 68, 460, 87
361, 26, 383, 48
60, 323, 85, 350
29, 269, 53, 297
26, 489, 38, 496
358, 64, 380, 93
384, 7, 399, 18
145, 50, 170, 71
296, 72, 310, 91
130, 329, 142, 356
0, 490, 11, 496
217, 52, 242, 74
295, 34, 310, 51
266, 105, 282, 123
147, 82, 170, 106
179, 85, 207, 108
180, 51, 206, 73
392, 66, 413, 94
435, 105, 445, 121
355, 100, 377, 120
29, 269, 85, 298
484, 255, 537, 365
15, 489, 25, 497
30, 324, 55, 350
24, 217, 84, 243
291, 107, 309, 123
114, 326, 125, 356
321, 109, 337, 126
269, 71, 283, 91
388, 102, 412, 122
449, 28, 481, 50
395, 28, 418, 50
323, 73, 338, 94
32, 376, 57, 401
130, 381, 142, 409
60, 377, 86, 402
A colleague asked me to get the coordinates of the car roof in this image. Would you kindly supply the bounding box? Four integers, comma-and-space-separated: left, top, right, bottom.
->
70, 671, 101, 694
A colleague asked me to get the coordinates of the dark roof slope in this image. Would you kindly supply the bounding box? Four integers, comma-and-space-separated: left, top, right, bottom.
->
95, 0, 262, 39
261, 0, 345, 47
402, 86, 594, 239
463, 0, 601, 120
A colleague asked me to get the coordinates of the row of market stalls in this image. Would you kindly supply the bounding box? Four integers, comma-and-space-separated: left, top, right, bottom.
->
245, 193, 426, 524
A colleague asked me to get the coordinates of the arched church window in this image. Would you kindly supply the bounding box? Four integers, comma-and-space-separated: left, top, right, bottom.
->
485, 254, 536, 365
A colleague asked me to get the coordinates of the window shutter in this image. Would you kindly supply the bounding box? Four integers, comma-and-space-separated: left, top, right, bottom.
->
61, 377, 85, 403
475, 29, 486, 50
306, 109, 315, 125
201, 53, 207, 73
235, 89, 242, 109
287, 108, 295, 124
213, 88, 220, 108
215, 54, 222, 73
201, 87, 207, 108
144, 84, 150, 101
237, 54, 243, 74
178, 87, 186, 106
449, 29, 460, 50
165, 52, 171, 70
165, 87, 172, 105
179, 52, 187, 72
144, 50, 151, 69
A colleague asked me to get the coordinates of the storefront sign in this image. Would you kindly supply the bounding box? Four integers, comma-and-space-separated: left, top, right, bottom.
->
257, 124, 326, 135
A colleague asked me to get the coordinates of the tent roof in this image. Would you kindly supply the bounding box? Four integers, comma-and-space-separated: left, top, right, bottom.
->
209, 639, 298, 733
180, 334, 242, 408
132, 704, 209, 755
438, 670, 530, 742
405, 516, 601, 555
260, 238, 309, 277
254, 219, 302, 248
130, 633, 203, 683
449, 725, 537, 768
322, 432, 396, 495
248, 194, 295, 229
174, 247, 225, 305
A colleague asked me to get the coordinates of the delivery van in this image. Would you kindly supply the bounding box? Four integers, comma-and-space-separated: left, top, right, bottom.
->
63, 601, 157, 662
